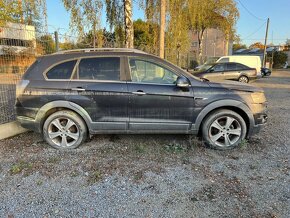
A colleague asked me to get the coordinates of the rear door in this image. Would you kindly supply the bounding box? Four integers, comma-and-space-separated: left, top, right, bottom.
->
67, 56, 129, 132
126, 57, 194, 132
224, 63, 238, 80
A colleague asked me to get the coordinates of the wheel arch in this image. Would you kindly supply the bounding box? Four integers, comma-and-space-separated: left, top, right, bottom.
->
194, 100, 255, 137
35, 100, 93, 133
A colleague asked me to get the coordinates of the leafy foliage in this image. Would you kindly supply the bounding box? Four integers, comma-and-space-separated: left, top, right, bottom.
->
249, 42, 265, 49
272, 51, 288, 68
0, 0, 47, 29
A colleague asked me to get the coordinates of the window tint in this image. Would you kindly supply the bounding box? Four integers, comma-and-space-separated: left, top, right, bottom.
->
46, 60, 76, 79
226, 63, 237, 71
218, 58, 229, 63
213, 64, 225, 72
78, 57, 120, 80
129, 59, 178, 84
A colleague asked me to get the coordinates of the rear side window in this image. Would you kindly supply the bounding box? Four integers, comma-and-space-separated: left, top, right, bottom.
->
226, 63, 237, 71
236, 63, 249, 70
78, 57, 120, 81
46, 60, 77, 79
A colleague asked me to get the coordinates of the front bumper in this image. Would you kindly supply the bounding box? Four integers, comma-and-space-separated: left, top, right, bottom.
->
248, 113, 268, 137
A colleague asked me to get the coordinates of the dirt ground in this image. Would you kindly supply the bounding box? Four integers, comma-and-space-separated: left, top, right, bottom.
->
0, 70, 289, 218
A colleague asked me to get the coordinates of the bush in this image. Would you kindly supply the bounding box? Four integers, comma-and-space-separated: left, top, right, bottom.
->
273, 51, 288, 68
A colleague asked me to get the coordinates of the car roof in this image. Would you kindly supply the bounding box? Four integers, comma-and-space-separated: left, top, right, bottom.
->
51, 48, 147, 55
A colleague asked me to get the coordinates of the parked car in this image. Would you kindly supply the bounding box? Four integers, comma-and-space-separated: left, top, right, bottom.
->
192, 62, 257, 83
16, 48, 267, 150
217, 55, 262, 77
194, 56, 220, 71
261, 67, 271, 77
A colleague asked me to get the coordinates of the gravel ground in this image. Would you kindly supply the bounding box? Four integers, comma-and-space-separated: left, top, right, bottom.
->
0, 70, 289, 218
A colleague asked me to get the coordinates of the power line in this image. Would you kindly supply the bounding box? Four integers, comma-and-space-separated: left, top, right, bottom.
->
236, 0, 266, 21
241, 21, 267, 40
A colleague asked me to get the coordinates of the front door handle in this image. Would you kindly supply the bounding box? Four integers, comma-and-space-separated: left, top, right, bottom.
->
71, 87, 86, 91
132, 90, 146, 95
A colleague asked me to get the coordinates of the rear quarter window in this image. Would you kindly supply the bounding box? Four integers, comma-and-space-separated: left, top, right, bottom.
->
46, 60, 77, 79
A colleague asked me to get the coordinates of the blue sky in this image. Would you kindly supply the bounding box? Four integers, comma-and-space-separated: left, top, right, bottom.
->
46, 0, 290, 46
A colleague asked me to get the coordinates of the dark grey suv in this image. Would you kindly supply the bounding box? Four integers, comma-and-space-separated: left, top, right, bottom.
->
16, 48, 267, 150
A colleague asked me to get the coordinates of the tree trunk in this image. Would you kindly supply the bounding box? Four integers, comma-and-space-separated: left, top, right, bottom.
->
159, 0, 166, 58
198, 28, 205, 63
124, 0, 134, 48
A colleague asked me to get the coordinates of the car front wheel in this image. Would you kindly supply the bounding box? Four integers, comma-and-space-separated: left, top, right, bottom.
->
43, 110, 87, 149
202, 109, 247, 150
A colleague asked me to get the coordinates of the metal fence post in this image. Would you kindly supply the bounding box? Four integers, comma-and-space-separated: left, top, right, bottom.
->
54, 31, 59, 52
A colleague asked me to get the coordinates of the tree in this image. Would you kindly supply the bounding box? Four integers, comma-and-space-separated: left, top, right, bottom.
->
37, 35, 55, 54
159, 0, 165, 58
233, 43, 247, 51
249, 42, 265, 49
105, 0, 134, 48
124, 0, 134, 48
0, 0, 47, 29
187, 0, 239, 62
272, 51, 288, 68
62, 0, 103, 47
133, 19, 158, 52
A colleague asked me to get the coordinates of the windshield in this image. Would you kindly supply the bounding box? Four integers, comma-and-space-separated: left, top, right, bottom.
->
197, 64, 213, 72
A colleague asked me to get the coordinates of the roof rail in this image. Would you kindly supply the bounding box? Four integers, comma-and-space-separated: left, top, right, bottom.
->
53, 48, 147, 55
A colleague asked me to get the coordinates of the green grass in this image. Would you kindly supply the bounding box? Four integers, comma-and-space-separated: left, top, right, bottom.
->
10, 161, 33, 175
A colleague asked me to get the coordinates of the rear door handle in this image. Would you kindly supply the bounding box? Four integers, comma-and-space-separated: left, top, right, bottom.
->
71, 87, 86, 91
132, 90, 146, 95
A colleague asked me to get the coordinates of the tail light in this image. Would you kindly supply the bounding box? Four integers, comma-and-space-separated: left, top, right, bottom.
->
16, 80, 30, 99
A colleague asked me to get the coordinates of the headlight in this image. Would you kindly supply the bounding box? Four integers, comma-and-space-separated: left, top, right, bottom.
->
251, 92, 266, 104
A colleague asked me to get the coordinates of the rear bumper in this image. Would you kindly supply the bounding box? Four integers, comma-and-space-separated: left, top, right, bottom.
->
16, 116, 41, 133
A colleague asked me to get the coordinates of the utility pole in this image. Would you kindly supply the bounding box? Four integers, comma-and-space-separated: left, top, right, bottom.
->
263, 18, 270, 68
159, 0, 166, 58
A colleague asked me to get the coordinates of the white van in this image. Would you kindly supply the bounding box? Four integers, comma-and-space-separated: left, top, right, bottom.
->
217, 56, 262, 76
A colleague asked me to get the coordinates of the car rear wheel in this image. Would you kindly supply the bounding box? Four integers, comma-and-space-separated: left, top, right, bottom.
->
238, 76, 249, 83
43, 110, 87, 149
201, 109, 247, 150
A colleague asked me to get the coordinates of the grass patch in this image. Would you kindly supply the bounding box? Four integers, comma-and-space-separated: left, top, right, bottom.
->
164, 142, 187, 153
240, 139, 249, 149
48, 156, 61, 164
10, 161, 33, 175
87, 170, 102, 184
134, 143, 146, 153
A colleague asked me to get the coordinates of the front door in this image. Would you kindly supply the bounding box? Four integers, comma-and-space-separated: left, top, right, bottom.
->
127, 57, 194, 132
67, 56, 128, 131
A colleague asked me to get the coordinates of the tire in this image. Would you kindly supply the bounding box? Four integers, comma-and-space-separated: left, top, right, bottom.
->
238, 75, 249, 83
43, 110, 87, 149
201, 109, 247, 150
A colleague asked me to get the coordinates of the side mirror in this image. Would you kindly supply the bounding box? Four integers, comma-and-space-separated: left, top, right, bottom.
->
176, 76, 190, 88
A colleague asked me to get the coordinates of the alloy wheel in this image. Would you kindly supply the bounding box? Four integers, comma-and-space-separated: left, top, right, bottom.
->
209, 116, 242, 148
47, 117, 80, 147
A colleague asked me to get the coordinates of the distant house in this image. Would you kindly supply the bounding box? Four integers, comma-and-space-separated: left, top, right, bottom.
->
189, 28, 233, 63
0, 22, 36, 74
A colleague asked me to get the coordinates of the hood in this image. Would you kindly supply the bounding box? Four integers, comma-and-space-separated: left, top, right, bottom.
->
208, 80, 264, 93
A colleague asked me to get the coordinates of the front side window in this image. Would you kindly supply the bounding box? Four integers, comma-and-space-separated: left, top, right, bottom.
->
213, 64, 225, 72
77, 57, 120, 81
129, 58, 178, 84
46, 60, 77, 79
